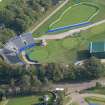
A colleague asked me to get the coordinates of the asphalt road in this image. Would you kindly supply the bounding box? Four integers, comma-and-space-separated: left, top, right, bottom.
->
70, 93, 89, 105
53, 78, 105, 93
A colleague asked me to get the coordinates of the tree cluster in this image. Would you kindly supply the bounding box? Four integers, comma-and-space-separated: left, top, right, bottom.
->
0, 57, 105, 98
0, 0, 62, 44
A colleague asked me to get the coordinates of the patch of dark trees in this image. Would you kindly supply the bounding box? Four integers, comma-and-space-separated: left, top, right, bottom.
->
0, 0, 62, 44
0, 56, 105, 98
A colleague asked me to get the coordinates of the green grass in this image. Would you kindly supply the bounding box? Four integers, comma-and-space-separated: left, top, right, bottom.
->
85, 97, 105, 105
29, 22, 105, 64
29, 48, 49, 61
62, 38, 79, 49
34, 0, 105, 36
50, 3, 98, 29
7, 96, 40, 105
29, 38, 79, 63
6, 93, 54, 105
82, 87, 105, 95
0, 0, 14, 9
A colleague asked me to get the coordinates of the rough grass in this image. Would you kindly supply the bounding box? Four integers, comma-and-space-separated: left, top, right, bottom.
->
7, 96, 40, 105
6, 93, 53, 105
0, 0, 14, 9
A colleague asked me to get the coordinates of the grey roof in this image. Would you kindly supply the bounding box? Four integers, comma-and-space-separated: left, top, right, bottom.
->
5, 32, 35, 50
2, 32, 35, 64
20, 33, 35, 45
12, 37, 24, 49
5, 54, 21, 64
2, 48, 14, 54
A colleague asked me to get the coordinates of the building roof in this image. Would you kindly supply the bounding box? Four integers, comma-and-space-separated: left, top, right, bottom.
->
90, 42, 105, 53
4, 32, 35, 53
20, 33, 35, 45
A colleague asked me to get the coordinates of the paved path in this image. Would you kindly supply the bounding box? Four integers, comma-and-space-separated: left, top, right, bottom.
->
53, 78, 105, 93
21, 51, 40, 65
31, 0, 69, 32
53, 78, 105, 105
71, 93, 89, 105
21, 51, 36, 64
34, 19, 105, 40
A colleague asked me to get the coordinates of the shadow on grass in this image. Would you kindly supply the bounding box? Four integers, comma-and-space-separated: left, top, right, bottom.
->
77, 50, 91, 61
33, 103, 44, 105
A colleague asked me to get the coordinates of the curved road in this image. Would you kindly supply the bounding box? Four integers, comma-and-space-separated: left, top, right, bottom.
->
21, 51, 40, 65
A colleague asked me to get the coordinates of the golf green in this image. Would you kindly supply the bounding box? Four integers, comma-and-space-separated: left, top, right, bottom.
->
49, 3, 98, 30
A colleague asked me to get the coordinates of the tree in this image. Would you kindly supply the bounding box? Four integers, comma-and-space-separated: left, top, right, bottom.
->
37, 66, 46, 82
63, 64, 76, 80
10, 18, 26, 33
21, 75, 31, 89
0, 89, 5, 101
10, 78, 15, 88
0, 9, 15, 24
52, 63, 63, 82
0, 28, 15, 43
83, 57, 105, 79
96, 82, 102, 88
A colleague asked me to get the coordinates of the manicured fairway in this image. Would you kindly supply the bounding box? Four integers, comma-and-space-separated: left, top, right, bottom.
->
49, 3, 98, 30
62, 38, 79, 49
7, 96, 40, 105
29, 38, 79, 63
29, 48, 49, 61
29, 22, 105, 64
34, 0, 105, 36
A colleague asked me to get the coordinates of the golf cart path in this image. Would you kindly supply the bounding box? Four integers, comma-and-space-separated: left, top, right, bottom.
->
70, 93, 89, 105
31, 0, 69, 32
21, 51, 40, 64
34, 19, 105, 40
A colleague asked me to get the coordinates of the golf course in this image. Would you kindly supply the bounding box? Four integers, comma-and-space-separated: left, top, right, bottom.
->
34, 0, 105, 35
29, 22, 105, 64
49, 3, 98, 30
26, 0, 105, 64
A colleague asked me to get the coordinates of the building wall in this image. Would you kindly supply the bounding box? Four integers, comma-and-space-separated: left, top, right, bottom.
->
91, 52, 105, 58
